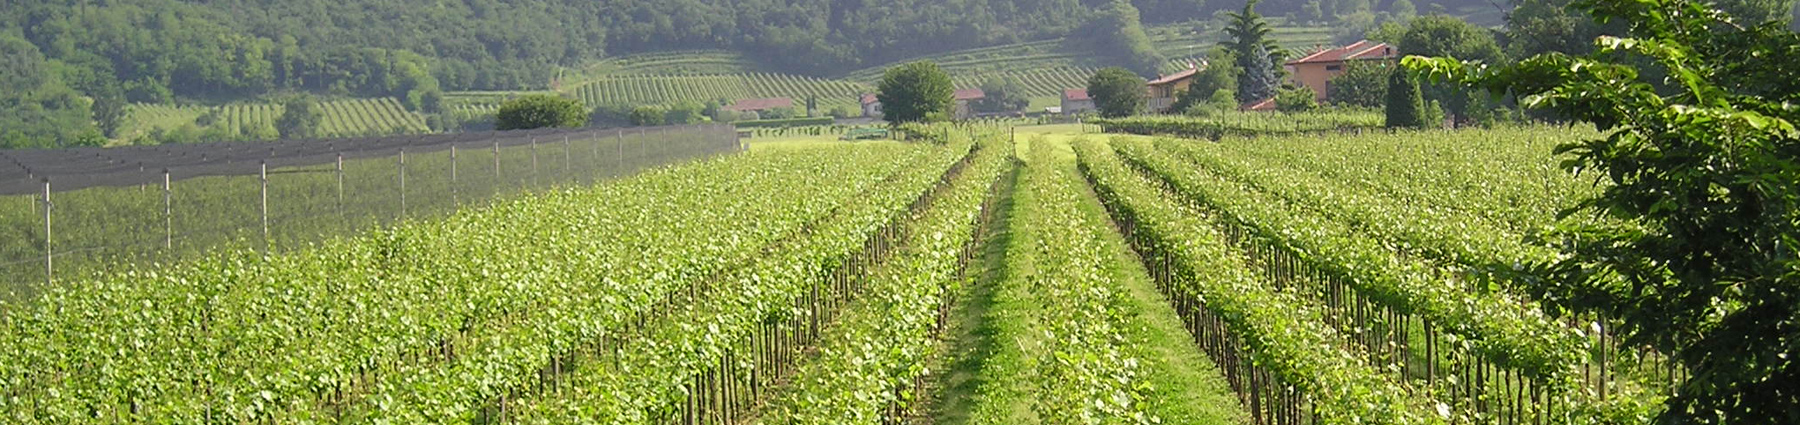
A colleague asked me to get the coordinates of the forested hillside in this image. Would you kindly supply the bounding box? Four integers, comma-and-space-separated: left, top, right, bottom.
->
2, 0, 1791, 148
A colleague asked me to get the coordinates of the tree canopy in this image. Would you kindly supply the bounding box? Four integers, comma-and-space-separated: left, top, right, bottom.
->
495, 95, 588, 130
973, 76, 1031, 114
1074, 0, 1167, 77
1087, 67, 1147, 118
1227, 0, 1282, 104
1409, 0, 1800, 421
275, 96, 323, 139
877, 62, 955, 123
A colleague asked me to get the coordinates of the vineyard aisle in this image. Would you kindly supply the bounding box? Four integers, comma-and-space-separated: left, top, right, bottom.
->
927, 131, 1248, 424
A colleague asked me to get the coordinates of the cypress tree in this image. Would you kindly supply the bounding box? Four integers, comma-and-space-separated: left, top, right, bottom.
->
1384, 69, 1426, 129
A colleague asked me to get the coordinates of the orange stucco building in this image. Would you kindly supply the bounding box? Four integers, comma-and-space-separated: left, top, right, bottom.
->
1284, 40, 1398, 101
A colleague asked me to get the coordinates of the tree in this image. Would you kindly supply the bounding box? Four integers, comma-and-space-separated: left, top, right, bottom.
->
1326, 61, 1392, 107
1076, 0, 1167, 76
1188, 48, 1240, 101
90, 83, 128, 139
1398, 15, 1505, 123
973, 76, 1030, 113
1226, 0, 1282, 104
1087, 67, 1147, 118
495, 94, 586, 130
1383, 69, 1425, 129
629, 106, 666, 126
1390, 0, 1417, 18
275, 96, 322, 139
1274, 86, 1318, 111
664, 101, 707, 124
877, 61, 955, 123
1238, 44, 1279, 104
1409, 0, 1800, 421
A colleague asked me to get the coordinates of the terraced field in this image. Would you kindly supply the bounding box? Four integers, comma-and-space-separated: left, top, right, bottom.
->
123, 97, 429, 141
570, 72, 869, 111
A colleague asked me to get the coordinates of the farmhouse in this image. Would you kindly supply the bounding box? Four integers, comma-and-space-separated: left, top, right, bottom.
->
721, 97, 796, 118
953, 88, 986, 119
1061, 89, 1095, 114
1146, 63, 1202, 113
860, 94, 882, 119
1284, 40, 1397, 102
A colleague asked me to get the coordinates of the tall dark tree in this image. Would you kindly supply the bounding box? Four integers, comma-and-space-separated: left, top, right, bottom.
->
1226, 0, 1282, 104
877, 61, 955, 123
1410, 0, 1800, 421
1087, 67, 1147, 118
275, 96, 323, 139
1383, 69, 1425, 129
1238, 44, 1279, 104
495, 95, 587, 130
90, 83, 128, 139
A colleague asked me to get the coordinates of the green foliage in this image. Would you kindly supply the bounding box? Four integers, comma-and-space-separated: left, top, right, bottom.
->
0, 35, 99, 149
1094, 110, 1383, 138
90, 83, 128, 139
1397, 15, 1504, 122
878, 61, 956, 123
1087, 67, 1147, 118
629, 105, 667, 126
1383, 69, 1427, 129
1237, 45, 1279, 104
1076, 0, 1167, 77
275, 96, 322, 139
495, 94, 587, 131
663, 101, 708, 125
1226, 0, 1283, 104
1080, 140, 1453, 425
972, 76, 1030, 113
1188, 47, 1240, 101
1326, 61, 1391, 108
1408, 0, 1800, 421
1274, 86, 1318, 111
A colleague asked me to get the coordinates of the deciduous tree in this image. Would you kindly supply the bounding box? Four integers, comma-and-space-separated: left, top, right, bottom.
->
1409, 0, 1800, 421
1088, 67, 1147, 118
495, 94, 587, 130
877, 61, 955, 123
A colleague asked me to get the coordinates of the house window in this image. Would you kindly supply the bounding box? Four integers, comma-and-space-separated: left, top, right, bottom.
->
1326, 64, 1342, 71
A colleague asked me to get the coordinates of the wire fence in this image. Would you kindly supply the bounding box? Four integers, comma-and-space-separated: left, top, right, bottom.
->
0, 124, 741, 302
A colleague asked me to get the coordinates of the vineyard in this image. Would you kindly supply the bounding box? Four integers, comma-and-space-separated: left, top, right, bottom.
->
570, 73, 869, 112
0, 123, 1692, 423
123, 98, 430, 142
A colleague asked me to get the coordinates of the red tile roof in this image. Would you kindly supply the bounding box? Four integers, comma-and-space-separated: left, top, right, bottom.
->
721, 97, 795, 112
954, 88, 986, 101
1286, 40, 1397, 65
860, 93, 879, 105
1063, 89, 1091, 101
1241, 98, 1277, 111
1148, 67, 1201, 86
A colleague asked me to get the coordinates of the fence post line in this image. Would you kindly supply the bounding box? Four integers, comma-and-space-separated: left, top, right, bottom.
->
617, 129, 624, 171
259, 161, 269, 257
531, 137, 539, 188
398, 148, 407, 218
163, 169, 172, 250
41, 178, 51, 287
563, 135, 571, 181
